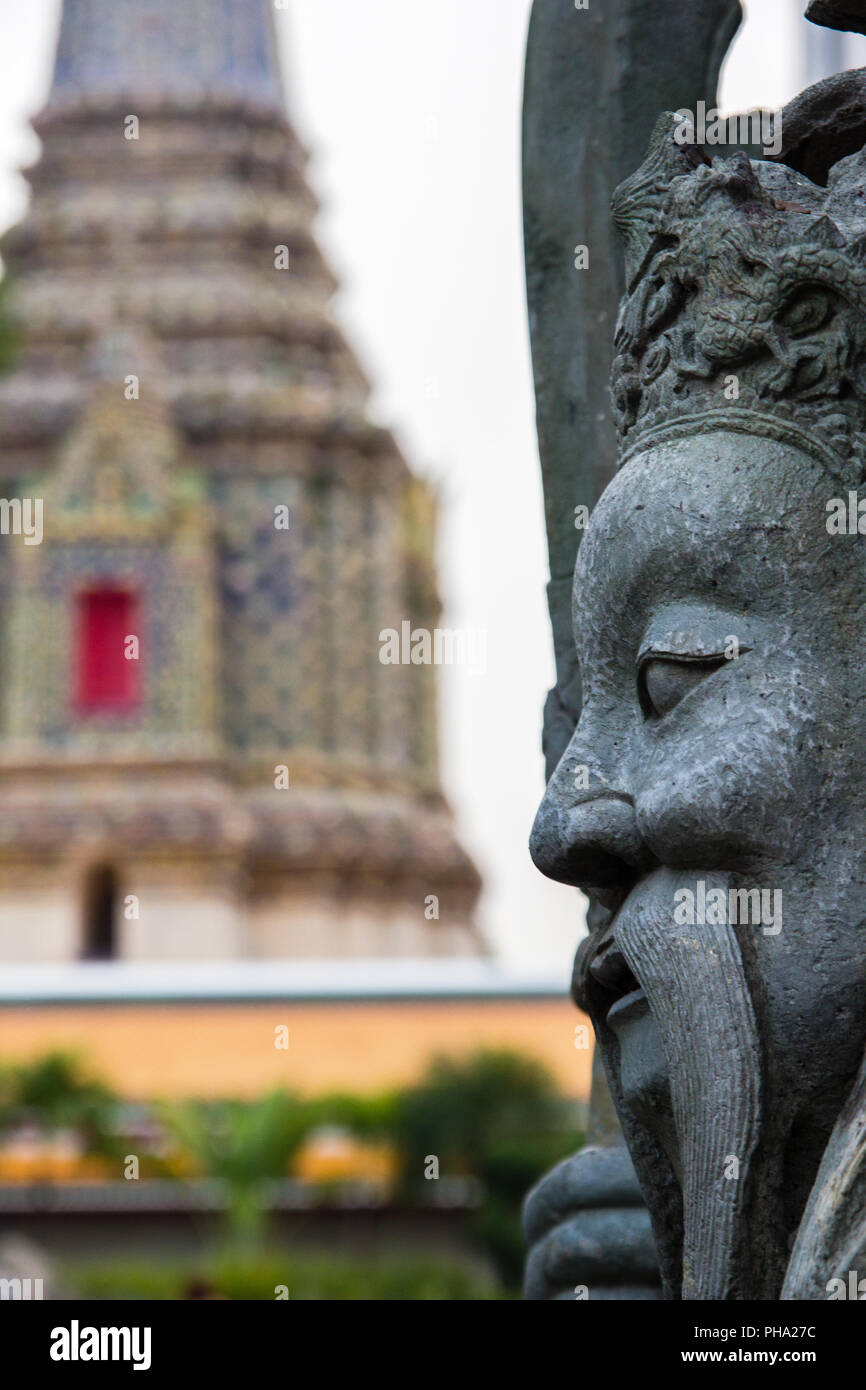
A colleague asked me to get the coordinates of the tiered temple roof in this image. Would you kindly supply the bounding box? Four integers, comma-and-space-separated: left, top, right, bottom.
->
0, 0, 481, 959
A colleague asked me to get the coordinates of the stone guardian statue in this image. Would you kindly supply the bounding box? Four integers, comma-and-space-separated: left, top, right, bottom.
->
525, 2, 866, 1300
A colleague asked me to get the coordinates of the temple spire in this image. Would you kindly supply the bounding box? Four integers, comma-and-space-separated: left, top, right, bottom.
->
45, 0, 286, 117
0, 0, 482, 963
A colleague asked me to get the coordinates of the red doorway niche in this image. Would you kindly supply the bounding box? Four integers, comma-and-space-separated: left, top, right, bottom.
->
75, 587, 141, 714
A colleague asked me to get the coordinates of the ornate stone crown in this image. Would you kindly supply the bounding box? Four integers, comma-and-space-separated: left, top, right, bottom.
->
611, 113, 866, 482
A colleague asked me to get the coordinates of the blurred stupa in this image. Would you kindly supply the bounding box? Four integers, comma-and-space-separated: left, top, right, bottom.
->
0, 0, 482, 961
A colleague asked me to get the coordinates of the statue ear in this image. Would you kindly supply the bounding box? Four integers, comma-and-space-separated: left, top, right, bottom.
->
782, 1048, 866, 1299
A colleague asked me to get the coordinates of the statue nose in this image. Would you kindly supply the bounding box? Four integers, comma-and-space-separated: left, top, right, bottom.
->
530, 789, 656, 904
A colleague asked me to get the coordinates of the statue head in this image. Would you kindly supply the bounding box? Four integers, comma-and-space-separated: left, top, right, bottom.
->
531, 117, 866, 1299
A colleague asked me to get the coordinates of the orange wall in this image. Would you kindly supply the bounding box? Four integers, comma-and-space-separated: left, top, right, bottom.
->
0, 998, 592, 1099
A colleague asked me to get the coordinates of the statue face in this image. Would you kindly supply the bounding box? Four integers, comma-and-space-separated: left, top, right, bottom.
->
531, 428, 866, 1296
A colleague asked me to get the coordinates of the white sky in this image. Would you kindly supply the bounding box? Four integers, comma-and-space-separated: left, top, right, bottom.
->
0, 2, 855, 974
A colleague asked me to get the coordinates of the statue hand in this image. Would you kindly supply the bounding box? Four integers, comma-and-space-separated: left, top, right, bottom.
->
523, 1143, 662, 1300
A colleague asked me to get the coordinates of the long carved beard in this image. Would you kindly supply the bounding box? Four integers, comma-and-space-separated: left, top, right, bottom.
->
613, 874, 764, 1299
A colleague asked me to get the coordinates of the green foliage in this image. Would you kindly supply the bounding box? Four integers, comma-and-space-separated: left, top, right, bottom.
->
475, 1133, 581, 1286
1, 1047, 581, 1294
157, 1092, 310, 1248
0, 273, 21, 377
295, 1089, 400, 1141
0, 1051, 122, 1159
390, 1049, 574, 1180
63, 1251, 499, 1301
158, 1092, 309, 1183
388, 1051, 582, 1289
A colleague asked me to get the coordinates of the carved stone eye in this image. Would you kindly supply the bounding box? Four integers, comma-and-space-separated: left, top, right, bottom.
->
639, 656, 727, 719
780, 289, 831, 337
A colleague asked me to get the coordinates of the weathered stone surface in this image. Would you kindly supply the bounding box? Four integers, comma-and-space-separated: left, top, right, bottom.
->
529, 117, 866, 1303
807, 0, 866, 36
522, 0, 739, 1301
771, 68, 866, 183
523, 0, 741, 777
523, 1144, 661, 1300
525, 0, 866, 1302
